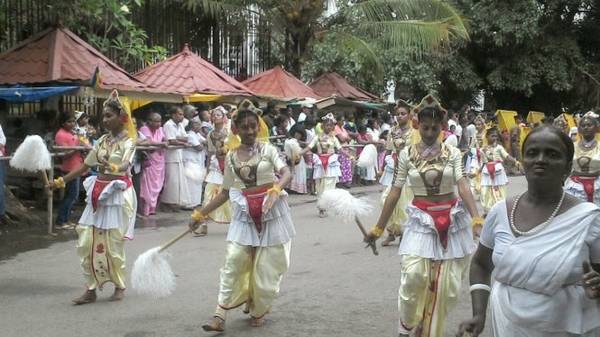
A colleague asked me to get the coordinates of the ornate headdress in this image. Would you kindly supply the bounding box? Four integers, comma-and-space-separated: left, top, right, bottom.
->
225, 100, 269, 151
103, 89, 136, 140
211, 106, 227, 123
321, 113, 336, 123
411, 94, 447, 119
395, 99, 414, 110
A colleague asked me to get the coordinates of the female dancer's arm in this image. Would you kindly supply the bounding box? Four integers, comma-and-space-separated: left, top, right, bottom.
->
457, 177, 481, 220
366, 185, 403, 242
456, 244, 494, 337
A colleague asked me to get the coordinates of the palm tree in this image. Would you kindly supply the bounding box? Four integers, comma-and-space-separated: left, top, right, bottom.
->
182, 0, 469, 77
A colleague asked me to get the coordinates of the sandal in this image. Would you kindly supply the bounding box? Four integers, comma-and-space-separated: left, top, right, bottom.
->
202, 316, 225, 332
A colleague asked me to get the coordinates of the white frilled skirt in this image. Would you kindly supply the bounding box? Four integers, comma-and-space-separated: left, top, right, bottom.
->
564, 176, 600, 206
312, 153, 341, 179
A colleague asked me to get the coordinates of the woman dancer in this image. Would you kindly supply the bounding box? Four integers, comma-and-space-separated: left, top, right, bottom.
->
303, 113, 342, 217
334, 114, 354, 188
457, 125, 600, 337
50, 90, 137, 304
479, 127, 521, 215
190, 103, 295, 332
199, 107, 232, 235
366, 95, 483, 337
565, 113, 600, 206
380, 104, 419, 247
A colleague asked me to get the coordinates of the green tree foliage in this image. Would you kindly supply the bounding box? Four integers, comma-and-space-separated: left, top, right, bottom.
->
46, 0, 166, 70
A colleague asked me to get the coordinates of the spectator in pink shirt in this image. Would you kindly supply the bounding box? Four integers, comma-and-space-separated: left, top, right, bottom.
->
54, 112, 86, 229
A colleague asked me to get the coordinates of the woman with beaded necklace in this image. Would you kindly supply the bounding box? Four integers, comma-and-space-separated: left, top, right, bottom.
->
458, 125, 600, 337
565, 113, 600, 206
366, 95, 483, 337
190, 101, 295, 332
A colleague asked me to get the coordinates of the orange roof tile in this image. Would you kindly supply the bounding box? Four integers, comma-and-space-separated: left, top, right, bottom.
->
309, 72, 378, 100
135, 44, 253, 96
242, 66, 320, 100
0, 27, 147, 91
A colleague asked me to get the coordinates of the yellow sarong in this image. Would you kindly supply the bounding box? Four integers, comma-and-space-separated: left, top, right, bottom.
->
76, 226, 126, 290
398, 255, 469, 337
203, 182, 232, 223
315, 177, 337, 198
480, 185, 506, 213
216, 241, 291, 319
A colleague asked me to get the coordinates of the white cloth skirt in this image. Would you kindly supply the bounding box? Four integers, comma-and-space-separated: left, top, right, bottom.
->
312, 153, 341, 179
289, 157, 307, 194
565, 177, 600, 206
205, 155, 224, 184
399, 201, 475, 260
379, 168, 394, 186
79, 176, 137, 240
480, 162, 508, 186
183, 161, 206, 207
226, 189, 296, 247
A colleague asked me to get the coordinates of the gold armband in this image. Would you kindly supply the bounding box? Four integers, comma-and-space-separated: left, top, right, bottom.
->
54, 177, 66, 189
471, 216, 484, 227
369, 225, 384, 238
109, 163, 120, 173
267, 184, 282, 195
191, 209, 206, 222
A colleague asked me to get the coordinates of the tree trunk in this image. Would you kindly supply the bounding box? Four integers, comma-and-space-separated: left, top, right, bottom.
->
4, 186, 44, 227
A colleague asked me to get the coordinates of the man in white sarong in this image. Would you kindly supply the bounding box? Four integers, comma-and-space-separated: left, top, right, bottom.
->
161, 106, 191, 209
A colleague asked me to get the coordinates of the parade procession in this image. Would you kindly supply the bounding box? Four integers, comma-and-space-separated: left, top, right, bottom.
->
1, 1, 600, 337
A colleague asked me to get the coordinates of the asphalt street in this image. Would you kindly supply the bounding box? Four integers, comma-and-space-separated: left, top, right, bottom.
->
0, 176, 527, 337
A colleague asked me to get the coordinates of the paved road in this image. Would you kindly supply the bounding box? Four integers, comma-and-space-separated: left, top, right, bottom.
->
0, 177, 526, 337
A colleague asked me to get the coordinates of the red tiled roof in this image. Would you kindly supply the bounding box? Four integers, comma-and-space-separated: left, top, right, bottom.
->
0, 27, 147, 91
309, 72, 378, 100
135, 44, 253, 96
242, 66, 320, 100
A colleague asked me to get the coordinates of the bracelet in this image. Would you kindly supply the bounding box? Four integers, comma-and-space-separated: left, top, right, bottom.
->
472, 216, 484, 227
54, 177, 66, 189
267, 184, 282, 195
369, 225, 384, 238
469, 283, 491, 293
109, 163, 120, 173
190, 209, 206, 222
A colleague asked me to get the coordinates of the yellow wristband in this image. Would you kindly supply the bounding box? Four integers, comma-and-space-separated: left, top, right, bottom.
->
191, 209, 206, 222
109, 163, 119, 173
472, 216, 484, 227
54, 177, 66, 189
267, 184, 282, 195
369, 225, 384, 238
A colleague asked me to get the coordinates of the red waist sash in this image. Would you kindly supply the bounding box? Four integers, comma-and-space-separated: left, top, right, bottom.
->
485, 161, 501, 181
217, 157, 225, 173
412, 198, 458, 250
241, 184, 272, 233
92, 176, 132, 212
571, 176, 596, 202
318, 154, 332, 172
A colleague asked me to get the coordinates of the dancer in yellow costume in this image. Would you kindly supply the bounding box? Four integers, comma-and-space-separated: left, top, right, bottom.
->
191, 102, 295, 332
49, 90, 137, 304
366, 95, 483, 337
565, 113, 600, 206
301, 113, 342, 217
199, 107, 232, 235
479, 127, 521, 214
381, 102, 419, 246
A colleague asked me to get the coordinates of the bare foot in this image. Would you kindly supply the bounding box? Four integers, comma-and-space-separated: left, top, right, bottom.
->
109, 288, 125, 301
250, 316, 265, 327
202, 317, 225, 332
72, 289, 96, 305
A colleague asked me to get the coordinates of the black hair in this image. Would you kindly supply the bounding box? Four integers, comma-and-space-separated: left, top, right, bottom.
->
168, 105, 182, 115
234, 108, 259, 127
486, 126, 499, 135
273, 116, 286, 128
522, 125, 574, 162
59, 111, 75, 125
580, 115, 599, 126
104, 100, 124, 115
289, 124, 307, 141
417, 107, 445, 123
358, 124, 367, 133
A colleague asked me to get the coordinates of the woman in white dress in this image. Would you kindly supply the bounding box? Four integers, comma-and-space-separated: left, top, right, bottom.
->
284, 125, 307, 194
458, 125, 600, 337
183, 119, 207, 208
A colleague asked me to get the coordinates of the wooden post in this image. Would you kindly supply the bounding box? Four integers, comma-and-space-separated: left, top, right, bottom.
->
47, 157, 55, 236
